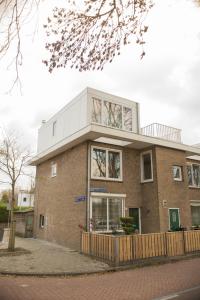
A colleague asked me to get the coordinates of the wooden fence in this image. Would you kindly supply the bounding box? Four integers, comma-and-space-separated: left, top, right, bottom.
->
81, 230, 200, 265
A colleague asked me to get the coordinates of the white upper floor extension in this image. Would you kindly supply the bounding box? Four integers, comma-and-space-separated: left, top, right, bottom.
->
37, 87, 140, 154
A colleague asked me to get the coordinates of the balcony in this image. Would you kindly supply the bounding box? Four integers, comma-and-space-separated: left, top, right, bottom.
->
141, 123, 182, 143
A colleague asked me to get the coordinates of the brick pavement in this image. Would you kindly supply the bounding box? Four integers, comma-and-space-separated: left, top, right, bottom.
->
0, 237, 108, 274
0, 257, 200, 300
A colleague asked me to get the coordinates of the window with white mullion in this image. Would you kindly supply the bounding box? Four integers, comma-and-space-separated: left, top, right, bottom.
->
91, 146, 122, 181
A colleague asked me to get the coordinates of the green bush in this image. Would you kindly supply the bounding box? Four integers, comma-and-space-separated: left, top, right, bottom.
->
0, 203, 9, 223
120, 217, 135, 235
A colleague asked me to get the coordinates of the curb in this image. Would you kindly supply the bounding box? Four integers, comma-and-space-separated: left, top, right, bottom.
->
0, 253, 200, 277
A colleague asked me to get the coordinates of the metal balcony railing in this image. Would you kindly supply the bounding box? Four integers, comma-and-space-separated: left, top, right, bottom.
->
141, 123, 182, 143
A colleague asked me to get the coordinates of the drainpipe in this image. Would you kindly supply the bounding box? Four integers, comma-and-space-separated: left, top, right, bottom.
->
86, 141, 91, 232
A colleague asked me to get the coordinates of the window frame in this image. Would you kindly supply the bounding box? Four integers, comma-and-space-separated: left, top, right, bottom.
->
51, 162, 57, 178
52, 120, 57, 137
91, 146, 123, 181
140, 150, 153, 183
91, 97, 133, 132
187, 163, 200, 189
168, 208, 180, 231
172, 165, 183, 182
39, 214, 45, 229
90, 193, 125, 232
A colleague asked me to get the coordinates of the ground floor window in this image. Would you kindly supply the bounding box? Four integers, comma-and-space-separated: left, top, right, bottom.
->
191, 206, 200, 227
91, 196, 124, 231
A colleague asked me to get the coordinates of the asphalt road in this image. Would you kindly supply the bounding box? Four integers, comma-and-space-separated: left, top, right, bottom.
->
0, 257, 200, 300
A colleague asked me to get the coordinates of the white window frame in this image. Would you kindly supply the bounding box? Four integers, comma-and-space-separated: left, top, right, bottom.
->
91, 146, 123, 181
168, 208, 180, 231
51, 162, 57, 177
90, 193, 126, 232
52, 120, 57, 137
140, 150, 153, 183
91, 97, 133, 132
39, 214, 45, 229
172, 165, 183, 182
187, 163, 200, 189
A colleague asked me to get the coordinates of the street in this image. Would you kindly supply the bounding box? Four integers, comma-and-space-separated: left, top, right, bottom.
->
0, 257, 200, 300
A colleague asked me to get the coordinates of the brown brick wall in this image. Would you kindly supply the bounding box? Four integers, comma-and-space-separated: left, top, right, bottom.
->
155, 147, 191, 231
34, 142, 88, 250
140, 147, 160, 233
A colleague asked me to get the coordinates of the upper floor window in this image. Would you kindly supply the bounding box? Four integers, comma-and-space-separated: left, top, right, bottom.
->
92, 98, 132, 131
51, 162, 57, 177
141, 150, 153, 182
172, 166, 182, 181
91, 146, 122, 181
52, 121, 57, 136
187, 163, 200, 188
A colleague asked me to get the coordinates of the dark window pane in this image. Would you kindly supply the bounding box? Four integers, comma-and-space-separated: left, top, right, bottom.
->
187, 165, 193, 186
193, 165, 200, 187
92, 148, 106, 178
143, 153, 152, 180
108, 151, 121, 179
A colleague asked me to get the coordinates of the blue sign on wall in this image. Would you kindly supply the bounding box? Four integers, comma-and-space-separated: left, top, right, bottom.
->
90, 187, 107, 193
75, 195, 87, 203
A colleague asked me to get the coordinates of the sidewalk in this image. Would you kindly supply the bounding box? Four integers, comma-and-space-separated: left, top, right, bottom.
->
0, 237, 109, 274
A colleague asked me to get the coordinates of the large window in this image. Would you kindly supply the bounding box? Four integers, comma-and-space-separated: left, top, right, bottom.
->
91, 196, 124, 231
91, 147, 122, 180
187, 164, 200, 188
91, 98, 133, 131
140, 150, 153, 182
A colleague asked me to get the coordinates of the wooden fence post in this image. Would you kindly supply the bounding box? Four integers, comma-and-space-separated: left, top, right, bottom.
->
80, 231, 82, 253
114, 237, 119, 266
165, 232, 168, 257
89, 232, 92, 256
182, 230, 186, 254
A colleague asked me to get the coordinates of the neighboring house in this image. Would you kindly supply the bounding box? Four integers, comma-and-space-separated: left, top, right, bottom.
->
30, 87, 200, 250
17, 190, 34, 208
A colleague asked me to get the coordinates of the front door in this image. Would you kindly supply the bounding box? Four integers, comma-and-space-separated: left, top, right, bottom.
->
169, 208, 180, 231
129, 208, 140, 232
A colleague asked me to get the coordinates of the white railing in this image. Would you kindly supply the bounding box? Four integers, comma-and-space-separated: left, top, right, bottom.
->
141, 123, 182, 143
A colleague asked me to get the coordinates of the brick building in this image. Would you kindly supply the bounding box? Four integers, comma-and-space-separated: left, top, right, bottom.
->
30, 88, 200, 250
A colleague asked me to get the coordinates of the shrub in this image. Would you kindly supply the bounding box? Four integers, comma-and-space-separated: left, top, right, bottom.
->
120, 217, 135, 235
0, 203, 9, 223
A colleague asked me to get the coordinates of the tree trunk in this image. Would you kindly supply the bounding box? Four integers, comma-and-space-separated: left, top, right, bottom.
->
8, 184, 16, 251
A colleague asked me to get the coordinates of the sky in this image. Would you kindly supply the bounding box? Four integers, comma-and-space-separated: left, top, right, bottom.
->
0, 0, 200, 189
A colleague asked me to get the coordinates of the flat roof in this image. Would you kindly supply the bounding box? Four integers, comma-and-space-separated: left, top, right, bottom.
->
29, 124, 200, 166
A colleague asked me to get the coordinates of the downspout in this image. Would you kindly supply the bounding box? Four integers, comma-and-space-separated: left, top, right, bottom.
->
86, 141, 91, 232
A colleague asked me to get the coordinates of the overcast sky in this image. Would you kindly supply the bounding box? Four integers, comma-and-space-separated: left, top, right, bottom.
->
0, 0, 200, 188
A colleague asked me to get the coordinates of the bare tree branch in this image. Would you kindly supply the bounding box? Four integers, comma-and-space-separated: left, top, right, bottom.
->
43, 0, 154, 73
0, 0, 40, 91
